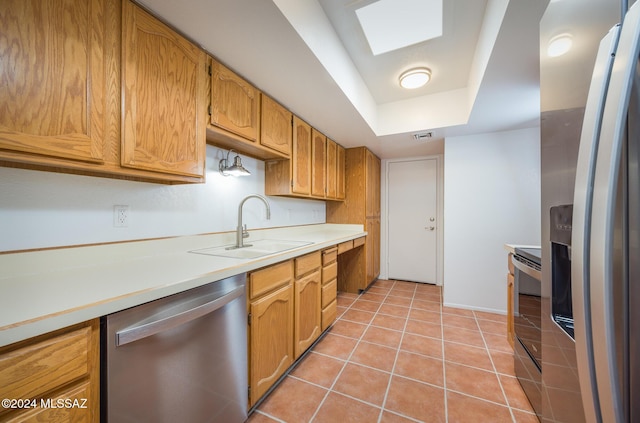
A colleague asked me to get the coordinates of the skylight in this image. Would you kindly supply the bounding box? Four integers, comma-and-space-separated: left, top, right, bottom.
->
355, 0, 443, 56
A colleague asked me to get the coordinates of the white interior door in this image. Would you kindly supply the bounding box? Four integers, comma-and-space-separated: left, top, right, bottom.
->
387, 158, 438, 283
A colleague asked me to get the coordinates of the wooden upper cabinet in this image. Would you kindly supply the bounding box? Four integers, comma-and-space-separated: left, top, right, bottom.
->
261, 95, 292, 156
0, 0, 109, 165
292, 117, 312, 195
121, 1, 206, 178
365, 148, 381, 217
210, 59, 260, 142
311, 129, 326, 198
326, 139, 337, 199
336, 144, 346, 200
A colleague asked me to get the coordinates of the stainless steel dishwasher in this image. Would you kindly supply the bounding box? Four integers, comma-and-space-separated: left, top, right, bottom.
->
102, 274, 247, 423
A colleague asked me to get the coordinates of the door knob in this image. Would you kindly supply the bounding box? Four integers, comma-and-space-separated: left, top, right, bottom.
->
425, 226, 435, 231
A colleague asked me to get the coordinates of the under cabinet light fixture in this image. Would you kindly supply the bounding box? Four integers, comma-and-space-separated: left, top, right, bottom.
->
219, 149, 251, 177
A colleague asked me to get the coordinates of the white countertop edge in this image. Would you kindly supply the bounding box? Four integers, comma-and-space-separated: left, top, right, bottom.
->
0, 224, 365, 347
503, 243, 541, 254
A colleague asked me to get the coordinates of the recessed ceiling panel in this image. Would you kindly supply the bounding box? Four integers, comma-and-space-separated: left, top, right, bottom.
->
355, 0, 443, 55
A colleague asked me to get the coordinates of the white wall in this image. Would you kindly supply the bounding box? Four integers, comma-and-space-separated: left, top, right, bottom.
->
443, 127, 540, 313
0, 146, 325, 251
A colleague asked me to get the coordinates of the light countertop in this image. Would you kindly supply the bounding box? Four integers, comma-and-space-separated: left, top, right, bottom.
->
503, 243, 541, 254
0, 224, 365, 347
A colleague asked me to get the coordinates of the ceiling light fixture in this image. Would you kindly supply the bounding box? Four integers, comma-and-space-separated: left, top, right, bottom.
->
547, 34, 573, 57
399, 68, 431, 89
219, 149, 251, 177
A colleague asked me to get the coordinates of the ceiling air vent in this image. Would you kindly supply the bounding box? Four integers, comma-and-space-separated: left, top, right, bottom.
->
413, 132, 433, 141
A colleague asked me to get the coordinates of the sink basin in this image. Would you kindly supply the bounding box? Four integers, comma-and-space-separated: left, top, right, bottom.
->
190, 239, 312, 259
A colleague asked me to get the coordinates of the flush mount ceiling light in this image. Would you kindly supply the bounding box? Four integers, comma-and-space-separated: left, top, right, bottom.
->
219, 149, 251, 177
547, 33, 573, 57
399, 68, 432, 89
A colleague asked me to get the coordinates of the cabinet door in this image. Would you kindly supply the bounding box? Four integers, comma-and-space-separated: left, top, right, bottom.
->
326, 138, 337, 199
210, 60, 260, 142
366, 218, 380, 287
294, 270, 321, 358
122, 1, 205, 178
250, 283, 293, 406
311, 129, 326, 198
0, 0, 108, 165
292, 117, 312, 195
261, 95, 291, 156
365, 149, 381, 217
336, 144, 346, 200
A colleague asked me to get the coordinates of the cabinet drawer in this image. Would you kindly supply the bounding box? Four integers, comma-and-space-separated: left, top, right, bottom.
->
353, 236, 365, 248
249, 260, 294, 299
295, 251, 321, 278
322, 262, 338, 284
0, 326, 91, 401
322, 247, 337, 266
337, 240, 353, 254
321, 279, 337, 308
321, 299, 337, 331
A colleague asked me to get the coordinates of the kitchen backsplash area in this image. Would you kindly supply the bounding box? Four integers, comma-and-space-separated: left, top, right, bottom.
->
0, 145, 326, 252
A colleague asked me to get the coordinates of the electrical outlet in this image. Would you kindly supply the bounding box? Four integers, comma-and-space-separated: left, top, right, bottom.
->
113, 205, 129, 227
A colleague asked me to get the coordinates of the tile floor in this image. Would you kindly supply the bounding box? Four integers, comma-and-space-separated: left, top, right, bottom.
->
248, 279, 538, 423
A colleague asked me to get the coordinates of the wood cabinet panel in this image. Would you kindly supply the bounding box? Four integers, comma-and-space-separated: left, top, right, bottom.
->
121, 1, 205, 178
336, 144, 346, 200
292, 117, 312, 195
249, 260, 293, 299
327, 147, 381, 292
311, 129, 326, 198
326, 138, 337, 199
249, 282, 294, 406
0, 0, 107, 165
210, 60, 260, 142
321, 299, 337, 332
294, 270, 321, 358
0, 320, 100, 422
322, 247, 338, 266
295, 251, 321, 278
321, 279, 337, 309
261, 95, 291, 156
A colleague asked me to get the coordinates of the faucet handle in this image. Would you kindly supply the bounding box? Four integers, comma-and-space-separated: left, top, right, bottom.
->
242, 224, 249, 238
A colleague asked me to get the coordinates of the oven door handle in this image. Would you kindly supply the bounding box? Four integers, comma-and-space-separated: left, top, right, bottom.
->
511, 256, 541, 280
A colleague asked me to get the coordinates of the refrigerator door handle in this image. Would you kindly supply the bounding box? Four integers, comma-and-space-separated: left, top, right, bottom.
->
572, 23, 620, 423
590, 3, 640, 422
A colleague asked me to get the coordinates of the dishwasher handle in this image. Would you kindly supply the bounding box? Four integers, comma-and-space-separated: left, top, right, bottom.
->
116, 285, 245, 347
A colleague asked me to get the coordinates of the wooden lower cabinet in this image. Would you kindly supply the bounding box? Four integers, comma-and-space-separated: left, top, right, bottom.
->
294, 252, 322, 359
0, 319, 100, 422
321, 247, 339, 330
248, 261, 294, 407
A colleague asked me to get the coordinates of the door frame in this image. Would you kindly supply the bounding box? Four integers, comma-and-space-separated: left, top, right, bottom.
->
381, 155, 444, 286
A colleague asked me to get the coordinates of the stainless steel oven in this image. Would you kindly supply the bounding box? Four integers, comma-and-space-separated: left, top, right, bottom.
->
513, 247, 542, 420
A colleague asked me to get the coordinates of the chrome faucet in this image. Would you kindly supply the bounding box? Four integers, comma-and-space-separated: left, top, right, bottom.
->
228, 194, 271, 250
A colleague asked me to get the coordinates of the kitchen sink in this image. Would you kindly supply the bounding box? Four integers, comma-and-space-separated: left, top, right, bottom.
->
190, 239, 312, 259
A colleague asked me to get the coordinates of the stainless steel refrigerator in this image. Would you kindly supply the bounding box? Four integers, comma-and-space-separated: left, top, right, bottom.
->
540, 0, 638, 422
